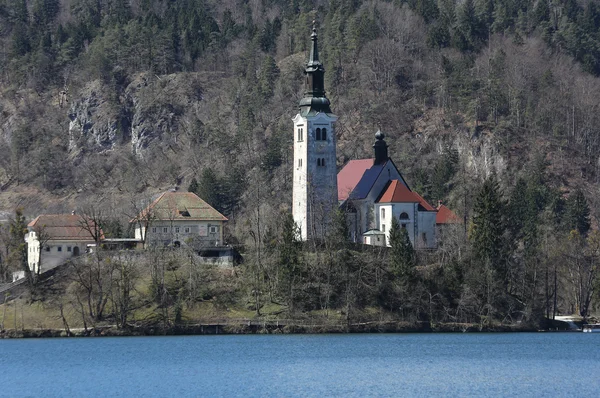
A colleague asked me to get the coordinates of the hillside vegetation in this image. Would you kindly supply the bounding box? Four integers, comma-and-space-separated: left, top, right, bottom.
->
1, 0, 600, 329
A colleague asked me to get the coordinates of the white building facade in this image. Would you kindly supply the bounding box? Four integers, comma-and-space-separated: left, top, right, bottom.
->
25, 214, 96, 275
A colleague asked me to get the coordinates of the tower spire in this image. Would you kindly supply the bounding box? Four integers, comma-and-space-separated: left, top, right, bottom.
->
299, 21, 331, 115
308, 20, 320, 66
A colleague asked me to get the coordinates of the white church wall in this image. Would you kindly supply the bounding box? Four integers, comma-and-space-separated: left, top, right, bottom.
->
293, 112, 338, 240
416, 211, 437, 249
25, 231, 88, 273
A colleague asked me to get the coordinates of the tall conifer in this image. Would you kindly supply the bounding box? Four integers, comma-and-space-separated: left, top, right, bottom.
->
471, 174, 505, 271
566, 189, 591, 235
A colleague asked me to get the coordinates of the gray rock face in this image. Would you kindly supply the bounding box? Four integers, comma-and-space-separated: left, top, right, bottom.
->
68, 81, 121, 152
67, 73, 194, 156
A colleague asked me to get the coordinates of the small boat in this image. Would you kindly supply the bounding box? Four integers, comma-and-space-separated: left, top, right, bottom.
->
582, 324, 600, 333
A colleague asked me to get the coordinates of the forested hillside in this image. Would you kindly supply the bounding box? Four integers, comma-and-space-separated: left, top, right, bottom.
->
1, 0, 600, 327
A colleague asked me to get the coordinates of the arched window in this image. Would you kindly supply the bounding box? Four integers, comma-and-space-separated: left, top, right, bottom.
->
322, 128, 327, 140
317, 158, 321, 166
381, 208, 386, 219
298, 128, 303, 142
321, 158, 325, 166
399, 212, 409, 220
316, 128, 321, 140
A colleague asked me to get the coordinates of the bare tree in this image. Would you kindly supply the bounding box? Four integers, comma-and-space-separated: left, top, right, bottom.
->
127, 195, 156, 249
65, 203, 113, 322
110, 251, 140, 329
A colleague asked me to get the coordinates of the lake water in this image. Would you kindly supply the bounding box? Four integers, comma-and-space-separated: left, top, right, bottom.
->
1, 333, 599, 397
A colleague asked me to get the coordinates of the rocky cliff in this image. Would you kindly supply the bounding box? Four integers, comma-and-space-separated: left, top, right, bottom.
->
67, 72, 208, 157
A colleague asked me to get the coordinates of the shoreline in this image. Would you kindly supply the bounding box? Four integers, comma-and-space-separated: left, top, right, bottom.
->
1, 320, 566, 338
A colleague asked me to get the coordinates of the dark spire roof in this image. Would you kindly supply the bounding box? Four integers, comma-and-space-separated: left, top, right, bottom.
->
373, 130, 389, 165
308, 21, 320, 67
299, 21, 332, 116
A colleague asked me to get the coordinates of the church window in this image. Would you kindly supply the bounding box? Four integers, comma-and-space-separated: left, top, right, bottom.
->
298, 128, 303, 142
322, 158, 325, 166
382, 224, 386, 232
381, 208, 386, 219
316, 128, 321, 140
322, 128, 327, 140
317, 159, 321, 166
399, 212, 409, 220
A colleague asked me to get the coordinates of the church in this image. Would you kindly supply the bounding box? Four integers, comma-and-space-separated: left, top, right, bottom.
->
292, 25, 458, 248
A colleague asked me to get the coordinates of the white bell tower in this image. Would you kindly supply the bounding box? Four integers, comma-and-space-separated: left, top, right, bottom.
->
292, 23, 338, 240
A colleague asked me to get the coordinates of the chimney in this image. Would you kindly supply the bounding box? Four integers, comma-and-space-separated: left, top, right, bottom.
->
373, 130, 388, 165
437, 200, 443, 209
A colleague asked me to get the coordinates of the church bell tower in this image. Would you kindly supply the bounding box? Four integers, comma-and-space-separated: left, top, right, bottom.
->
292, 22, 338, 240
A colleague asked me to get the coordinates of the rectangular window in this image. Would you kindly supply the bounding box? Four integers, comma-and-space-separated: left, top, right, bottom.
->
175, 227, 180, 233
185, 227, 190, 233
382, 224, 386, 232
152, 227, 157, 233
381, 208, 386, 219
45, 246, 50, 252
57, 246, 62, 252
422, 233, 427, 244
67, 246, 72, 252
163, 227, 168, 233
209, 226, 218, 234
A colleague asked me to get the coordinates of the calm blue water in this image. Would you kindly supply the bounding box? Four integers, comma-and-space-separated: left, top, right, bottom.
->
1, 333, 599, 397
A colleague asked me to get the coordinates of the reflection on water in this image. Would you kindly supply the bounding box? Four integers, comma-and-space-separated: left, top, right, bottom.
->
1, 333, 599, 397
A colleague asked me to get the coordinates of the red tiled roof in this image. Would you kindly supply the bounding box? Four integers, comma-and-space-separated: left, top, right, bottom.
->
413, 192, 435, 211
337, 159, 374, 201
436, 204, 461, 224
377, 180, 420, 203
28, 214, 101, 241
134, 191, 228, 222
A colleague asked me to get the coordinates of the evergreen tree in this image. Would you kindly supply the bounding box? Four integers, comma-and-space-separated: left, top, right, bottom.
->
431, 148, 458, 202
455, 0, 483, 51
388, 217, 415, 279
257, 55, 279, 102
471, 174, 505, 272
507, 177, 527, 241
330, 209, 350, 250
522, 184, 540, 259
197, 168, 222, 211
414, 0, 439, 23
566, 188, 591, 235
9, 209, 32, 287
11, 22, 30, 56
188, 177, 199, 195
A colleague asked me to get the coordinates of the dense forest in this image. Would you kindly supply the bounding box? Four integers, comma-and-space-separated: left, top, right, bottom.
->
1, 0, 600, 330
